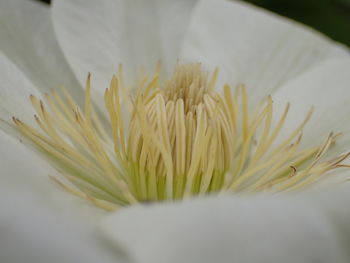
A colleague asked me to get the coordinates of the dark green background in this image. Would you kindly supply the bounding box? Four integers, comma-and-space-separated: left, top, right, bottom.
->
37, 0, 350, 46
246, 0, 350, 46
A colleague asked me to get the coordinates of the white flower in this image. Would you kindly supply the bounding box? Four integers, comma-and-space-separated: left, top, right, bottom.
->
1, 0, 350, 263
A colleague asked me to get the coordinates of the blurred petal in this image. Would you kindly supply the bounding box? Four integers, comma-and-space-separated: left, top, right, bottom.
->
0, 39, 129, 262
0, 50, 41, 128
272, 58, 350, 153
52, 0, 198, 104
180, 0, 349, 103
0, 0, 83, 103
309, 185, 350, 249
102, 194, 349, 263
0, 130, 130, 263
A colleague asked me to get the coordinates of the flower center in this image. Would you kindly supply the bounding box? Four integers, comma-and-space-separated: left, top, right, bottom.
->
13, 63, 349, 210
127, 64, 233, 201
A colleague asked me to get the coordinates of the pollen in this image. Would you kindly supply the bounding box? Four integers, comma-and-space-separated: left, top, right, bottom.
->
13, 63, 350, 210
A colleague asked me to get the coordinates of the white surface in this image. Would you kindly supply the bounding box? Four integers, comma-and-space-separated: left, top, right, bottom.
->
180, 0, 349, 103
102, 193, 349, 263
1, 0, 350, 263
52, 0, 198, 109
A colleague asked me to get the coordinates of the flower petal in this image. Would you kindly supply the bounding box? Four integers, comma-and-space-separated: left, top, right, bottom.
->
272, 58, 350, 153
0, 130, 129, 263
52, 0, 198, 101
0, 51, 41, 129
0, 49, 129, 262
180, 0, 349, 102
0, 0, 83, 103
101, 194, 349, 263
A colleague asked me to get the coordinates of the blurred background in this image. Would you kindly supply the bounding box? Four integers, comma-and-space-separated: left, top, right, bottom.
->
245, 0, 350, 46
36, 0, 350, 46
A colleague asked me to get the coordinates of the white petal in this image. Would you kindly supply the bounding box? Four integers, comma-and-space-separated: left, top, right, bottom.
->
272, 58, 350, 153
0, 0, 83, 103
101, 193, 349, 263
0, 51, 41, 128
52, 0, 198, 103
0, 130, 129, 263
180, 0, 349, 102
0, 50, 129, 262
309, 185, 350, 241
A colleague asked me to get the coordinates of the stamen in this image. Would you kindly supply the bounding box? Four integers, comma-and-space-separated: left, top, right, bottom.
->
13, 63, 349, 210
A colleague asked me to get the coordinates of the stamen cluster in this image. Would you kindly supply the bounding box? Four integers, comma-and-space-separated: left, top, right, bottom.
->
13, 64, 349, 210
